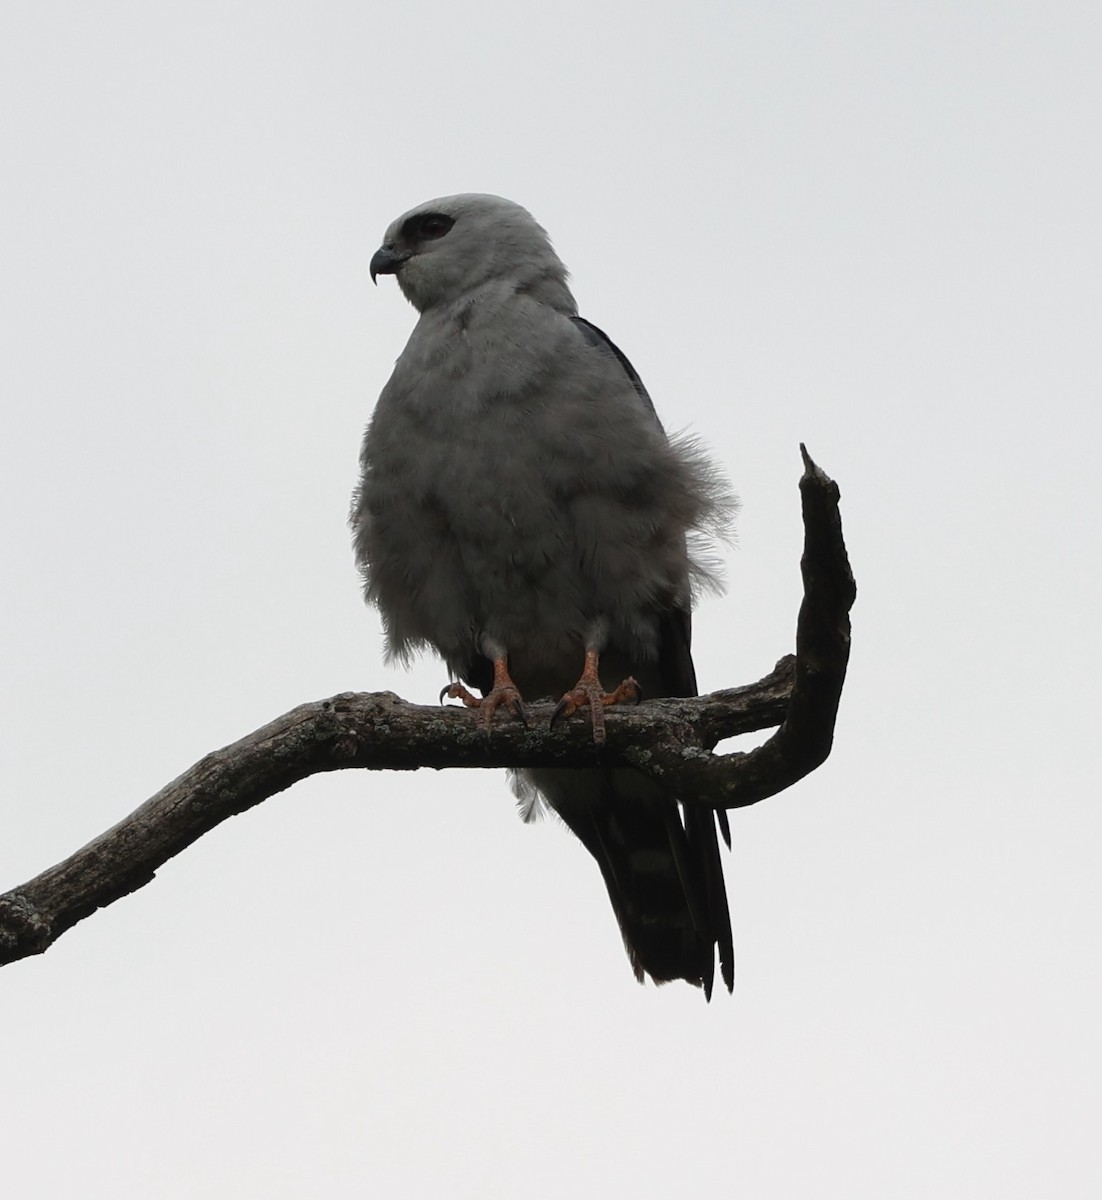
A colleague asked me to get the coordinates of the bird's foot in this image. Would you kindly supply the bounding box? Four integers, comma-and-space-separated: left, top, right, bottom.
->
551, 651, 641, 745
440, 666, 527, 733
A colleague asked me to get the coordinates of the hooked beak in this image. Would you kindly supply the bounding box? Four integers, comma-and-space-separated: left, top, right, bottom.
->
370, 244, 409, 284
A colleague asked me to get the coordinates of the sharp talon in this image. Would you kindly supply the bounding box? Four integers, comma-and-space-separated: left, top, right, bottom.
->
553, 657, 639, 744
440, 680, 484, 709
444, 659, 526, 732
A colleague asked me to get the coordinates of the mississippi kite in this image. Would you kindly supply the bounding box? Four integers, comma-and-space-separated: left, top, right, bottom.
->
352, 194, 736, 995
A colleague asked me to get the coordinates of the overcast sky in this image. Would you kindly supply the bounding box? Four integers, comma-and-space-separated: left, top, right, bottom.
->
2, 2, 1099, 1196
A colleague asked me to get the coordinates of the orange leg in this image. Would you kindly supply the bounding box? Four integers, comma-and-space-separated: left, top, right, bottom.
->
551, 648, 641, 745
441, 656, 526, 732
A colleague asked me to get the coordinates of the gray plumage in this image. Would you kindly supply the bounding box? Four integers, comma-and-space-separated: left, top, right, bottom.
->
352, 194, 736, 995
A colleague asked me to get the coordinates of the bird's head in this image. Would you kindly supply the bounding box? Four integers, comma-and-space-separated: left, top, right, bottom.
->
370, 194, 571, 312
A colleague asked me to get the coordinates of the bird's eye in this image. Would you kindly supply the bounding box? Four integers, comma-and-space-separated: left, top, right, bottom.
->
413, 213, 455, 241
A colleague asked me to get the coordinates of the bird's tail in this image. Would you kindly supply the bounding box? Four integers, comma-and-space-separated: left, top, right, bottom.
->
517, 766, 734, 997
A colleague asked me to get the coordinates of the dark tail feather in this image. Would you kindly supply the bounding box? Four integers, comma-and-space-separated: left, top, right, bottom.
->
717, 808, 732, 850
685, 804, 735, 994
557, 768, 733, 996
662, 805, 715, 998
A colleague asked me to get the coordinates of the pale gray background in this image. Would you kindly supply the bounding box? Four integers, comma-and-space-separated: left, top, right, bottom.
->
2, 2, 1099, 1196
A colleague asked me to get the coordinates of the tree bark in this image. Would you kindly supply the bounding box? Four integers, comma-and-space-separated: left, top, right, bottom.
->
0, 446, 855, 968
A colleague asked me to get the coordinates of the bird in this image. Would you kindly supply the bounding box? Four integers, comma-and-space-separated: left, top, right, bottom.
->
351, 194, 736, 996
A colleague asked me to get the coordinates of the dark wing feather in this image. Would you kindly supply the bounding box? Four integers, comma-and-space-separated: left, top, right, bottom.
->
465, 315, 734, 995
571, 316, 660, 422
569, 316, 735, 994
655, 595, 735, 994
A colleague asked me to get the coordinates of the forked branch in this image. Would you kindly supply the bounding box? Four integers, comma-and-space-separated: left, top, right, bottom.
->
0, 446, 855, 967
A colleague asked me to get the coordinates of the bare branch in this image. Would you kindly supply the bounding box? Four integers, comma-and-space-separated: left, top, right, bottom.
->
647, 443, 857, 808
0, 447, 854, 968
